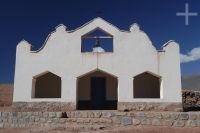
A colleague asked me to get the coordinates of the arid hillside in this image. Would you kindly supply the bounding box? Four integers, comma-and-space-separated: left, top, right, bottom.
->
0, 84, 13, 106
182, 73, 200, 91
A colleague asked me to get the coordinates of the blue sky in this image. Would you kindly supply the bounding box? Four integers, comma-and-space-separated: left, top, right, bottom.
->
0, 0, 200, 83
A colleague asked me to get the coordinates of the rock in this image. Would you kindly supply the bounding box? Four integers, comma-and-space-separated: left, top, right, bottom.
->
162, 120, 173, 126
8, 118, 12, 123
179, 113, 189, 120
182, 90, 200, 111
33, 112, 39, 116
141, 119, 151, 125
18, 118, 24, 124
75, 111, 87, 118
189, 113, 197, 120
34, 117, 40, 122
173, 121, 185, 127
135, 112, 146, 117
132, 119, 140, 126
39, 118, 46, 123
128, 112, 134, 117
2, 112, 8, 118
12, 112, 18, 117
77, 118, 90, 123
94, 112, 101, 118
102, 112, 114, 118
0, 123, 3, 128
49, 112, 56, 118
3, 118, 8, 123
152, 119, 162, 126
43, 112, 49, 118
56, 112, 62, 118
24, 117, 30, 123
121, 117, 132, 125
52, 118, 59, 123
146, 113, 155, 118
17, 112, 22, 118
136, 104, 146, 111
186, 120, 198, 127
59, 118, 66, 123
154, 113, 162, 119
12, 118, 18, 124
170, 113, 179, 120
111, 116, 122, 124
162, 113, 171, 119
87, 112, 94, 118
3, 123, 10, 128
108, 112, 115, 118
99, 118, 111, 123
146, 104, 154, 110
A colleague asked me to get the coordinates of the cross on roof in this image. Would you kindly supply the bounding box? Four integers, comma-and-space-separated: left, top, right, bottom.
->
176, 3, 198, 25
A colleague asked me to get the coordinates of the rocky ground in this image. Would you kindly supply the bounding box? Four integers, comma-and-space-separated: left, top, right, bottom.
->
1, 126, 200, 133
182, 90, 200, 111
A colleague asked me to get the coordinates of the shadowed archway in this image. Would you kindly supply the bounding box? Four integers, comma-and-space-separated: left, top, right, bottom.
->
77, 69, 118, 110
32, 71, 61, 98
133, 71, 161, 98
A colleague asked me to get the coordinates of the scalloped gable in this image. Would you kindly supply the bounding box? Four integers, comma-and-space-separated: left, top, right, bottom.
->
69, 17, 124, 36
21, 17, 160, 53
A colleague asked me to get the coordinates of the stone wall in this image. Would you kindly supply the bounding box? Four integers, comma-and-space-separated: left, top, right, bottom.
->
118, 102, 182, 112
0, 111, 200, 130
12, 102, 76, 112
11, 102, 182, 112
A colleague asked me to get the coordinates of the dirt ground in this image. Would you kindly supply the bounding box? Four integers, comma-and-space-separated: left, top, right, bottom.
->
0, 126, 200, 133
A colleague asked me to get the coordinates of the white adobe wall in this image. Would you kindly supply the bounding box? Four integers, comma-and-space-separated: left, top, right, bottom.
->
13, 17, 182, 104
158, 41, 182, 102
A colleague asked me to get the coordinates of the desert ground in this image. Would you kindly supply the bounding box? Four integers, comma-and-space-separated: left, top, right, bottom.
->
1, 126, 200, 133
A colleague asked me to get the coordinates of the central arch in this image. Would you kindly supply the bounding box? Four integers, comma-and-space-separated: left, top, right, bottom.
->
77, 69, 118, 110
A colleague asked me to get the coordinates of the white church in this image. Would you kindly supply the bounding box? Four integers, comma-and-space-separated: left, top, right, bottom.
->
13, 18, 182, 111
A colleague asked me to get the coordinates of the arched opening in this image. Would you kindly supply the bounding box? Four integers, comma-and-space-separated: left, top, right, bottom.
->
77, 70, 118, 110
133, 72, 161, 98
32, 71, 61, 98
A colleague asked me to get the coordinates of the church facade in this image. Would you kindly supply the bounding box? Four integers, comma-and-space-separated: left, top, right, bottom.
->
13, 18, 182, 111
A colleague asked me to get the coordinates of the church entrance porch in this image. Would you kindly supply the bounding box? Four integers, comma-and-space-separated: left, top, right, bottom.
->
77, 70, 118, 110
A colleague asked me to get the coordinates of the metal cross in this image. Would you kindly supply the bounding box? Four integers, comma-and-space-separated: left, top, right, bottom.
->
176, 3, 198, 25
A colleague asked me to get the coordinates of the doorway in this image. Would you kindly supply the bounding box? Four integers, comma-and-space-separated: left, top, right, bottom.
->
91, 77, 106, 109
77, 70, 118, 110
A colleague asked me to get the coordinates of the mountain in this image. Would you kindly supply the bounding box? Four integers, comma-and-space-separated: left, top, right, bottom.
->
182, 73, 200, 91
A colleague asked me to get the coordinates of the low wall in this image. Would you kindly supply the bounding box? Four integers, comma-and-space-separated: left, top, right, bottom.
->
11, 102, 182, 112
0, 111, 200, 130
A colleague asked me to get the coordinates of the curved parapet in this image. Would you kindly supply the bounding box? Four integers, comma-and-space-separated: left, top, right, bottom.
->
129, 23, 140, 32
55, 24, 67, 32
17, 40, 32, 53
31, 24, 68, 53
162, 40, 180, 52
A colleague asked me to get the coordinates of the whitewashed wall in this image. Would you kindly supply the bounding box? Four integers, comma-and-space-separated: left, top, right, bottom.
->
13, 17, 182, 103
